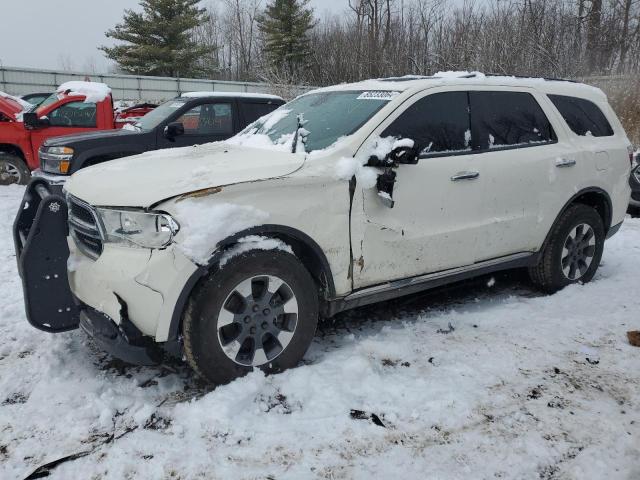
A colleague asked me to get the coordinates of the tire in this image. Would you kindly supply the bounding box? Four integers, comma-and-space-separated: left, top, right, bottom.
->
0, 154, 30, 186
529, 204, 605, 293
183, 249, 319, 385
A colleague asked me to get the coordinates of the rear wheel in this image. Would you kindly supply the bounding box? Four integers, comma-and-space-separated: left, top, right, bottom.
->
0, 154, 30, 185
529, 204, 605, 293
183, 249, 319, 385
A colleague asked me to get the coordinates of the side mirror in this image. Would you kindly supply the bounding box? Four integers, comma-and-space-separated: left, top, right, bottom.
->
23, 112, 49, 129
164, 122, 185, 139
388, 145, 419, 165
367, 145, 419, 168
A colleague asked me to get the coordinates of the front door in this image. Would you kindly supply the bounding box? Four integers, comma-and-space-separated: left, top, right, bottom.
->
351, 90, 484, 289
157, 102, 235, 149
29, 100, 98, 159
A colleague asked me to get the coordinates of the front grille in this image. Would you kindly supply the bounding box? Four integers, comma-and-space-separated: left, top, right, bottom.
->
632, 191, 640, 202
67, 195, 103, 260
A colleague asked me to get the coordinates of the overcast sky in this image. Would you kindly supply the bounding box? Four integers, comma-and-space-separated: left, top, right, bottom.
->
0, 0, 349, 72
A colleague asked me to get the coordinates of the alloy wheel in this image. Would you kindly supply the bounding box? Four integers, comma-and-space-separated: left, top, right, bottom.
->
0, 161, 21, 185
561, 223, 596, 280
216, 275, 299, 366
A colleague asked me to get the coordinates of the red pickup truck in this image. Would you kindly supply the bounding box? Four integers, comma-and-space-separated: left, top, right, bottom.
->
0, 82, 153, 185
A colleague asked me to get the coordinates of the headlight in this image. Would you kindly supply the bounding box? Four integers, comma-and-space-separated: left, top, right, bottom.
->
95, 207, 180, 249
40, 146, 74, 174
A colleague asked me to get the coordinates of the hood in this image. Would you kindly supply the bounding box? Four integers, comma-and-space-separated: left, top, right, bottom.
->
44, 128, 138, 146
0, 95, 26, 120
65, 142, 305, 207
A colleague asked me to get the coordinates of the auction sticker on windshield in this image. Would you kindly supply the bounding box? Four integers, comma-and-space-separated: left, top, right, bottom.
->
357, 91, 400, 100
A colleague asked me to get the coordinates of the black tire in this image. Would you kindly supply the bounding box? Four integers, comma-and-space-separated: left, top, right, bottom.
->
183, 249, 319, 385
0, 154, 30, 186
529, 204, 605, 293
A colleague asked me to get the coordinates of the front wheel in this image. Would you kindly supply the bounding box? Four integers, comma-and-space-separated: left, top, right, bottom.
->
0, 154, 30, 186
183, 249, 319, 385
529, 204, 605, 293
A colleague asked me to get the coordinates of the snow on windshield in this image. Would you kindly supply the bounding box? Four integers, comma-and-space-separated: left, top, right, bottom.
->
231, 91, 394, 153
56, 81, 111, 103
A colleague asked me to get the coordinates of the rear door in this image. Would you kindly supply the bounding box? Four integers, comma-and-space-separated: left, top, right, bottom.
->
156, 100, 236, 149
469, 89, 571, 260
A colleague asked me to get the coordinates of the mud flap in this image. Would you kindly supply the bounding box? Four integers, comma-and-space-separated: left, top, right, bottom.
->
13, 179, 80, 332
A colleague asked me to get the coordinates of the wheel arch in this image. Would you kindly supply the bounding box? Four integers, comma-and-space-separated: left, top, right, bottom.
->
540, 187, 612, 254
166, 224, 335, 342
0, 143, 26, 161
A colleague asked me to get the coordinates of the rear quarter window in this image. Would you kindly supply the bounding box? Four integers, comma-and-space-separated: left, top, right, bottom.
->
548, 94, 614, 137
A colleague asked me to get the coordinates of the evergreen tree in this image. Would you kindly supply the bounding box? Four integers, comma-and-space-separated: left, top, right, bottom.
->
258, 0, 315, 75
101, 0, 212, 77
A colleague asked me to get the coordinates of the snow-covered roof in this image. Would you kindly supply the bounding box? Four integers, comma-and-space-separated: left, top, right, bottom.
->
56, 81, 112, 103
308, 71, 605, 100
180, 91, 283, 101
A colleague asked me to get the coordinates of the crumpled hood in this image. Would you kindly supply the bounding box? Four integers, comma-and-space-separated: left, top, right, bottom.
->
65, 142, 305, 207
0, 95, 26, 120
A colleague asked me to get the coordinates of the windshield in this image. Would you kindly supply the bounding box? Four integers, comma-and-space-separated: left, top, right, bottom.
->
36, 92, 62, 113
136, 99, 187, 130
244, 91, 396, 152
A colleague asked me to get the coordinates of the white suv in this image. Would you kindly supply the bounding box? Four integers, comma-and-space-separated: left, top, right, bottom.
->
14, 73, 632, 384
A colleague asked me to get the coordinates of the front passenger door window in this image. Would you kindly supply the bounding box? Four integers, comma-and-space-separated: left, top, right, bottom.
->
48, 101, 97, 127
381, 92, 471, 156
175, 103, 233, 136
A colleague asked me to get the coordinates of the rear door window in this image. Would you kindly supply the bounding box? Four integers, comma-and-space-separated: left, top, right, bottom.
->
241, 102, 281, 125
470, 91, 556, 150
548, 94, 614, 137
381, 92, 471, 156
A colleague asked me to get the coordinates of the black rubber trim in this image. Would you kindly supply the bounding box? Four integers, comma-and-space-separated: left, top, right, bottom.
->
326, 254, 537, 316
165, 224, 336, 341
606, 221, 622, 239
540, 187, 612, 251
79, 307, 163, 366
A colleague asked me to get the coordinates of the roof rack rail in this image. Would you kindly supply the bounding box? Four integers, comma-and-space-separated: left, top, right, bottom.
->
484, 73, 578, 83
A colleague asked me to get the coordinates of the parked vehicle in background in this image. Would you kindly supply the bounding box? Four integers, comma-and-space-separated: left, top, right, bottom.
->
114, 102, 157, 127
14, 73, 632, 385
36, 92, 284, 182
629, 151, 640, 212
1, 81, 126, 185
21, 92, 52, 108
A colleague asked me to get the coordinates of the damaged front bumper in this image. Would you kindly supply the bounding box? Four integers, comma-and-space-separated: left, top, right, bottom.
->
13, 179, 195, 365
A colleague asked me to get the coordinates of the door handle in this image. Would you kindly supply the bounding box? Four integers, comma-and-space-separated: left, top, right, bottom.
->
451, 171, 479, 181
555, 158, 576, 168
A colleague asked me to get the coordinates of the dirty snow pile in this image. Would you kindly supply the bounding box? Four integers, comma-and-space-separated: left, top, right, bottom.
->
56, 81, 111, 103
1, 185, 639, 479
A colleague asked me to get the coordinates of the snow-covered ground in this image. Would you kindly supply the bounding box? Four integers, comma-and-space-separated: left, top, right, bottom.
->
1, 184, 639, 480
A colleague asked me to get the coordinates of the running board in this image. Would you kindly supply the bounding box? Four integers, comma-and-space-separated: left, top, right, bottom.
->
327, 252, 536, 316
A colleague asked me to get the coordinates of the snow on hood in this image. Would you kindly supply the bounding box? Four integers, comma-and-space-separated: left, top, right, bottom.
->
65, 142, 305, 208
57, 81, 111, 103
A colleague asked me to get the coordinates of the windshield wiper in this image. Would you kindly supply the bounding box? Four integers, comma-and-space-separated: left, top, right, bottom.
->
291, 114, 309, 153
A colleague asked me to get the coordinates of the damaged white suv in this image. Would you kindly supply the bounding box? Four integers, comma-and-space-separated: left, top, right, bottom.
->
14, 73, 632, 384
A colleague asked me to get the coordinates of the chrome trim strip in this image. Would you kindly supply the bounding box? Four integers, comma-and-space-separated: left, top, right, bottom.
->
345, 252, 533, 301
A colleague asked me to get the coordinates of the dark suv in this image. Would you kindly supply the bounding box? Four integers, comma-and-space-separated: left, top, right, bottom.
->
35, 92, 285, 183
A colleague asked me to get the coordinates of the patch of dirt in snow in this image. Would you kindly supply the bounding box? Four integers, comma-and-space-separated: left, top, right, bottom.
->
1, 185, 639, 480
